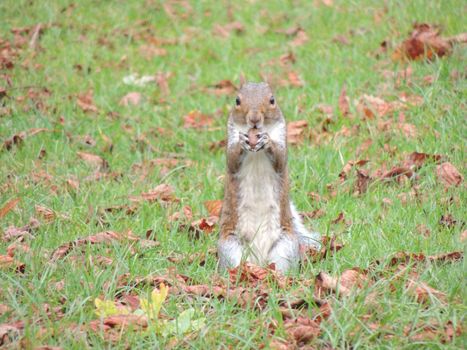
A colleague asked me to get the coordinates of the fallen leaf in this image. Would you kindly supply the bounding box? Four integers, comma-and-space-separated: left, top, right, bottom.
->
51, 231, 137, 260
439, 214, 457, 228
315, 268, 369, 298
208, 80, 237, 95
183, 110, 214, 129
354, 169, 372, 195
212, 22, 244, 38
130, 184, 179, 204
416, 224, 431, 237
287, 120, 308, 145
291, 28, 309, 47
0, 198, 20, 219
77, 151, 109, 170
436, 162, 463, 187
0, 321, 24, 346
3, 218, 40, 242
168, 205, 193, 222
338, 159, 369, 181
0, 255, 25, 273
204, 200, 223, 218
119, 92, 142, 106
338, 85, 350, 117
406, 277, 447, 304
393, 23, 467, 61
287, 71, 303, 87
35, 205, 55, 222
189, 216, 218, 236
76, 90, 98, 113
284, 316, 321, 344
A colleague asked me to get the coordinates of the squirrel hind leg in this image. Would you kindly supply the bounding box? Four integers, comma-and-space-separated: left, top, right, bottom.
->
290, 202, 322, 251
268, 234, 300, 273
217, 235, 243, 271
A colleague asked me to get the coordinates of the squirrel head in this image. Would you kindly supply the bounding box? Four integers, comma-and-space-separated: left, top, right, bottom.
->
231, 82, 283, 129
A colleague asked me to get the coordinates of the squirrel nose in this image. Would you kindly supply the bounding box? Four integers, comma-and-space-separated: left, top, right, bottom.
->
248, 112, 262, 126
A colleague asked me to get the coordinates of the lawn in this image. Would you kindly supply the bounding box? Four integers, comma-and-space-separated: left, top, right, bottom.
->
0, 0, 465, 348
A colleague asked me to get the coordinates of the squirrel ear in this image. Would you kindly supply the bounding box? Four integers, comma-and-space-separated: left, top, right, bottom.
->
239, 73, 246, 88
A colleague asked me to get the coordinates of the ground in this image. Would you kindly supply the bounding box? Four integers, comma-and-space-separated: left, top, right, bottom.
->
0, 0, 465, 349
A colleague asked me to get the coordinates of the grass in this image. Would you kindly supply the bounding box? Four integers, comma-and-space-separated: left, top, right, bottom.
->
1, 0, 466, 348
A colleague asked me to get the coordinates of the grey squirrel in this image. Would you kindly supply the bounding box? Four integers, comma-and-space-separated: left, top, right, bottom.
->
217, 80, 321, 272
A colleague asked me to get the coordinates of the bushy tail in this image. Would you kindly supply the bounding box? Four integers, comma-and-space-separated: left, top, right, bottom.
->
290, 203, 322, 251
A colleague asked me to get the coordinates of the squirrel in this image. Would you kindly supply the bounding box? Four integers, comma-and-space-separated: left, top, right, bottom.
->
217, 79, 321, 272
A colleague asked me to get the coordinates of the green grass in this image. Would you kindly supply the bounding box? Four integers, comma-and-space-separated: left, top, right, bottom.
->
1, 0, 466, 348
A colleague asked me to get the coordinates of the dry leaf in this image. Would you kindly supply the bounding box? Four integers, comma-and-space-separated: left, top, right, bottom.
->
183, 110, 214, 129
119, 92, 142, 106
436, 162, 463, 187
338, 85, 350, 117
130, 184, 178, 204
204, 200, 223, 218
76, 90, 98, 113
287, 120, 308, 145
208, 80, 237, 95
35, 205, 55, 222
77, 151, 109, 170
0, 198, 20, 219
393, 23, 466, 61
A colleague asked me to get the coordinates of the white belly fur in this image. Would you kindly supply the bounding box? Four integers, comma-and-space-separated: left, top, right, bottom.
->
236, 151, 282, 264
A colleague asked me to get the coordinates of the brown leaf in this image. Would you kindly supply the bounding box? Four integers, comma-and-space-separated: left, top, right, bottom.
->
130, 184, 179, 204
290, 28, 309, 47
155, 71, 172, 96
35, 205, 55, 222
354, 169, 372, 195
301, 209, 325, 220
302, 235, 344, 262
403, 152, 442, 170
284, 316, 321, 344
212, 22, 244, 38
208, 80, 237, 95
0, 198, 20, 219
375, 251, 463, 267
416, 224, 431, 237
139, 44, 167, 59
287, 71, 304, 87
77, 151, 109, 170
3, 218, 40, 242
228, 262, 288, 288
76, 90, 98, 113
287, 120, 308, 145
315, 268, 368, 298
436, 162, 463, 187
91, 314, 148, 331
406, 278, 447, 304
0, 255, 25, 273
51, 231, 135, 260
392, 23, 465, 61
168, 205, 193, 222
204, 200, 223, 218
338, 85, 350, 117
119, 92, 142, 106
0, 321, 24, 346
183, 110, 214, 129
460, 230, 467, 242
338, 159, 369, 181
439, 214, 457, 228
189, 216, 218, 235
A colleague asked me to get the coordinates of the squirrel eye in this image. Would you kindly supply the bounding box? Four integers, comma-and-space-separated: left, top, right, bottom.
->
269, 96, 275, 105
235, 97, 241, 106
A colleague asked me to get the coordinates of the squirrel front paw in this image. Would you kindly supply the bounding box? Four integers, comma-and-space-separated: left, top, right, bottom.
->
239, 132, 254, 152
253, 132, 270, 152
